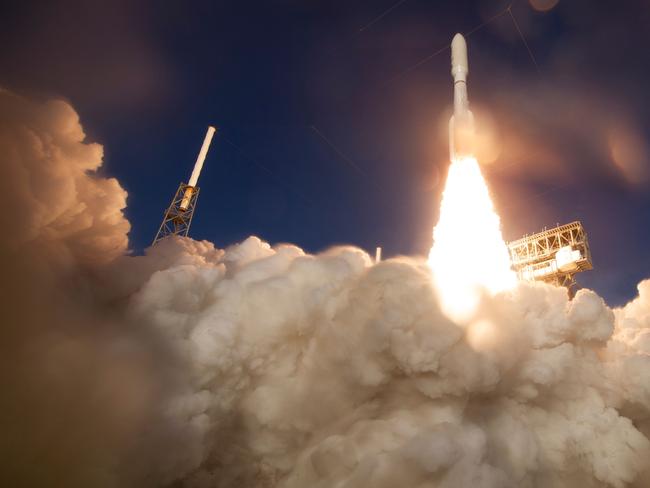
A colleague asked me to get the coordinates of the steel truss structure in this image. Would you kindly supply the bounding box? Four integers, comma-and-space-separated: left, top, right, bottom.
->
508, 221, 593, 293
152, 183, 200, 245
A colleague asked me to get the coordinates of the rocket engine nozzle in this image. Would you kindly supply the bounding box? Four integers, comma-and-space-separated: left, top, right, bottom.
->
449, 112, 475, 161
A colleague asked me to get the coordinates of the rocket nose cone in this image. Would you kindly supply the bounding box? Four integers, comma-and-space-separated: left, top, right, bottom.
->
452, 33, 466, 47
451, 33, 468, 74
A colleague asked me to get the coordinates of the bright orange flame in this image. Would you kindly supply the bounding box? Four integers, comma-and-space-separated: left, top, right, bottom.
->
429, 157, 516, 321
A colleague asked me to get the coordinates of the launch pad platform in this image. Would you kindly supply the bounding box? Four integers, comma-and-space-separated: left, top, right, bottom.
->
508, 221, 593, 292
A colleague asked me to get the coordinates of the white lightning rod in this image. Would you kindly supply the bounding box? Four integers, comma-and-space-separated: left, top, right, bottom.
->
180, 126, 216, 210
189, 126, 216, 187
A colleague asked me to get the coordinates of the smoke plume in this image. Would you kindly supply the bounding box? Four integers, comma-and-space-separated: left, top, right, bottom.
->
1, 90, 650, 488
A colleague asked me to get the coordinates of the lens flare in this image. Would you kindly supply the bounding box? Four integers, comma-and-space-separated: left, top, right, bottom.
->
429, 157, 516, 321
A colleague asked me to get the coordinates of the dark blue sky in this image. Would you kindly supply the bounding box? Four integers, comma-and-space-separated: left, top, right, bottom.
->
2, 0, 649, 305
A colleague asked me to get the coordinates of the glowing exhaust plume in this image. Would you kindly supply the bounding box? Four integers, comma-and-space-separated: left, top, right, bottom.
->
429, 157, 516, 321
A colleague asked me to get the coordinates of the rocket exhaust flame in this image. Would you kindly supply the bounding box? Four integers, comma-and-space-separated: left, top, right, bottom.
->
429, 34, 515, 321
429, 156, 516, 321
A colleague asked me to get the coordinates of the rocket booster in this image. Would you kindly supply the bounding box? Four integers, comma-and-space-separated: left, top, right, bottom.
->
449, 33, 475, 161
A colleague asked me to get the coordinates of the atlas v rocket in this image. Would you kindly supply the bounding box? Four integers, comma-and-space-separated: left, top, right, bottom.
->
449, 33, 475, 161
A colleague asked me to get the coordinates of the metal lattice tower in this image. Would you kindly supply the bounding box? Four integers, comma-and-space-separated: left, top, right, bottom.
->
507, 221, 593, 294
152, 126, 216, 246
152, 183, 201, 245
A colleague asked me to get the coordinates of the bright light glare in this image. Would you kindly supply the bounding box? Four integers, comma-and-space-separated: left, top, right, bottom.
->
466, 319, 498, 351
429, 157, 516, 321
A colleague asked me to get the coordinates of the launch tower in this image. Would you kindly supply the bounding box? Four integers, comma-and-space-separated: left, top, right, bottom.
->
508, 221, 593, 292
153, 126, 216, 245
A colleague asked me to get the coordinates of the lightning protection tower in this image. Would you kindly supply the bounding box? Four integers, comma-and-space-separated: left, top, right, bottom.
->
153, 126, 216, 245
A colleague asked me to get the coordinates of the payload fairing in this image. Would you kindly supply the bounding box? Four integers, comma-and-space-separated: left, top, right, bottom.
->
449, 33, 475, 161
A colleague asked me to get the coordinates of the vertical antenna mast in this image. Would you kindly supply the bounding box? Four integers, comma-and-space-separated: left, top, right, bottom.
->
153, 126, 216, 245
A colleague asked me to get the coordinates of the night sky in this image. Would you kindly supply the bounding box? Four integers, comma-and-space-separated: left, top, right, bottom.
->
2, 0, 649, 305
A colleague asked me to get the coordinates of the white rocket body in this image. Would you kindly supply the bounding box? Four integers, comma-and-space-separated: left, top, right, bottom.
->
449, 33, 475, 161
180, 126, 216, 210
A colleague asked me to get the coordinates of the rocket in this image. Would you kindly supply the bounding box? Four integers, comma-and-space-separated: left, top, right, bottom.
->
449, 33, 475, 161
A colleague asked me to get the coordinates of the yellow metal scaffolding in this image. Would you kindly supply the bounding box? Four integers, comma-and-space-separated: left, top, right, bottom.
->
508, 221, 593, 292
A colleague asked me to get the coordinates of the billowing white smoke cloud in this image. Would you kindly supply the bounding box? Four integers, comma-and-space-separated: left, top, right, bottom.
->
0, 90, 150, 488
0, 88, 129, 265
124, 237, 650, 488
1, 89, 650, 488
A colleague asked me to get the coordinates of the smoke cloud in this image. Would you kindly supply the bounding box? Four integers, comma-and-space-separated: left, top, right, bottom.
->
0, 89, 130, 265
1, 90, 650, 487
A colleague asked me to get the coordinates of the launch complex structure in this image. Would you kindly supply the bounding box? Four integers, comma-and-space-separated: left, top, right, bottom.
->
153, 126, 216, 245
153, 34, 594, 294
507, 221, 593, 292
152, 125, 594, 294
